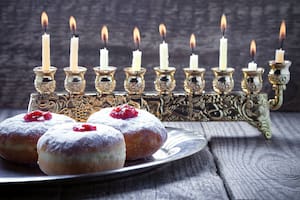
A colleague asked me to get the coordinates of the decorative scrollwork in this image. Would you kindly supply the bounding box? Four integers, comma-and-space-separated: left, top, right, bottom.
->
28, 91, 272, 139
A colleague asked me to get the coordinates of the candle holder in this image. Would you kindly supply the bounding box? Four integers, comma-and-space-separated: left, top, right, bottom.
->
212, 67, 235, 94
64, 67, 87, 95
124, 67, 146, 95
183, 68, 206, 95
94, 66, 116, 94
33, 66, 57, 94
154, 67, 176, 94
241, 68, 264, 94
28, 60, 292, 140
268, 60, 291, 110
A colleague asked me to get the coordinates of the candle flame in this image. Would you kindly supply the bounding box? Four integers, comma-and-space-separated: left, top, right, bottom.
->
159, 24, 166, 38
279, 20, 286, 41
250, 40, 256, 58
220, 14, 227, 35
190, 33, 196, 49
41, 11, 48, 29
101, 25, 108, 43
133, 27, 141, 46
69, 16, 76, 32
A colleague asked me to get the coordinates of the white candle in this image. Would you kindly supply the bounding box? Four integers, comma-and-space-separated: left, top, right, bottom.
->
132, 49, 142, 71
160, 41, 169, 70
189, 33, 198, 69
100, 48, 109, 69
189, 54, 198, 69
159, 24, 169, 70
42, 32, 50, 72
69, 16, 79, 72
219, 36, 227, 70
70, 35, 79, 72
275, 20, 286, 63
41, 12, 50, 72
219, 14, 227, 71
275, 49, 285, 63
248, 40, 257, 70
248, 61, 257, 70
100, 25, 109, 69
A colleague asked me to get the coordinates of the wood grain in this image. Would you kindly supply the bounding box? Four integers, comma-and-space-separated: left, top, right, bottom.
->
0, 0, 299, 111
202, 112, 300, 200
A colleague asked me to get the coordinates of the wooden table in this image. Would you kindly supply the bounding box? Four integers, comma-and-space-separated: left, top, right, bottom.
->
0, 109, 299, 199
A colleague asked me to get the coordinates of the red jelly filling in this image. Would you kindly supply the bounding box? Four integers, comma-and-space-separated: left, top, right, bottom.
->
24, 110, 52, 122
73, 124, 97, 132
110, 104, 138, 119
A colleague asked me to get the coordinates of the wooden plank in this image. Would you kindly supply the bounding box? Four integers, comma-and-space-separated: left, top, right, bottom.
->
204, 112, 300, 200
0, 110, 229, 200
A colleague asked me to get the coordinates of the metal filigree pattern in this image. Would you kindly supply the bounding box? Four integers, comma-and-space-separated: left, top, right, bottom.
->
28, 92, 271, 138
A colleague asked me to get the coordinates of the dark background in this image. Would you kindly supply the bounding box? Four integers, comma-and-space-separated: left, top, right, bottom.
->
0, 0, 299, 111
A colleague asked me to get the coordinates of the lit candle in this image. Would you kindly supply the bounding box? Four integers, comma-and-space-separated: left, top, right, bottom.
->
131, 27, 142, 71
219, 14, 228, 71
100, 25, 109, 69
275, 20, 286, 63
189, 33, 198, 69
159, 24, 169, 70
248, 40, 257, 70
41, 12, 50, 72
69, 16, 79, 72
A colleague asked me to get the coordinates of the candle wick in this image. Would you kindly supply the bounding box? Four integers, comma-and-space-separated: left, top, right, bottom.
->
222, 29, 225, 37
104, 40, 107, 48
162, 35, 166, 43
191, 47, 195, 55
280, 38, 284, 49
72, 29, 76, 37
44, 26, 47, 33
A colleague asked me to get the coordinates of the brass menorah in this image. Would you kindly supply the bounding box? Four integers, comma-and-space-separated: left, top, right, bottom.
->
28, 60, 291, 139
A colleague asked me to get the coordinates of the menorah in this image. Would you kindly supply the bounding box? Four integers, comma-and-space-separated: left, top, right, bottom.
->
28, 60, 291, 139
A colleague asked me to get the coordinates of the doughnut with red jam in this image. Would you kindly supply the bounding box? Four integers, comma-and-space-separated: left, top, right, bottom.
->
0, 110, 75, 164
37, 123, 126, 175
87, 104, 167, 160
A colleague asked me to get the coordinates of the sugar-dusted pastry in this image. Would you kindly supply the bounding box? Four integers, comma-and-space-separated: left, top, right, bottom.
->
87, 104, 167, 160
37, 123, 126, 175
0, 110, 75, 164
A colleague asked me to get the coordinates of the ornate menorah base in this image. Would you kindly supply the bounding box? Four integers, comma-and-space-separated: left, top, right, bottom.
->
28, 92, 271, 139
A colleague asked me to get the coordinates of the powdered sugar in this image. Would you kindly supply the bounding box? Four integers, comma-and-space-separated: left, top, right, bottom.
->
0, 113, 75, 136
87, 107, 167, 141
37, 123, 124, 153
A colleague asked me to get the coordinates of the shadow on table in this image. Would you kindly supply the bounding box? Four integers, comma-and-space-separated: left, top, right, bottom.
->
0, 146, 225, 199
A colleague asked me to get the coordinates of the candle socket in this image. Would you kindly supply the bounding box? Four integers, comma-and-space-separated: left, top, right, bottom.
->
241, 68, 264, 94
183, 68, 206, 95
212, 67, 234, 94
64, 67, 87, 95
33, 66, 57, 94
268, 60, 291, 110
94, 67, 116, 94
154, 67, 176, 94
124, 67, 146, 95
